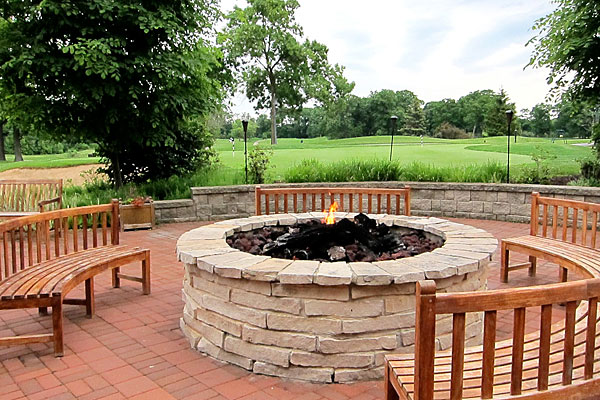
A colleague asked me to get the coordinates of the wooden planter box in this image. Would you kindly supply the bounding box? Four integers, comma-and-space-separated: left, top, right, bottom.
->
120, 201, 155, 231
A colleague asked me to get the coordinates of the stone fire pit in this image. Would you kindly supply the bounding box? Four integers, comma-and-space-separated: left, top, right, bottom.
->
176, 213, 496, 383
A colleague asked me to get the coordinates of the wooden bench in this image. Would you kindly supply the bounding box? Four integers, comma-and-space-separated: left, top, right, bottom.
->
0, 200, 150, 356
255, 186, 411, 216
385, 279, 600, 399
0, 179, 63, 218
501, 192, 600, 283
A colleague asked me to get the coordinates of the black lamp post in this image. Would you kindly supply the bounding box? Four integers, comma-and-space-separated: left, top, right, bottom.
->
390, 115, 398, 161
242, 118, 249, 184
506, 110, 514, 183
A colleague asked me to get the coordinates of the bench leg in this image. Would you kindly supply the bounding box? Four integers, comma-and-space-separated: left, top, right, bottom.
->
142, 251, 151, 295
52, 298, 64, 357
85, 278, 95, 318
528, 256, 537, 277
385, 362, 400, 400
501, 242, 509, 283
112, 267, 120, 288
38, 307, 48, 316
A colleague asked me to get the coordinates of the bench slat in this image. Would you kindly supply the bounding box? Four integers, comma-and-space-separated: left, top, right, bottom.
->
450, 313, 466, 400
563, 300, 577, 385
585, 297, 598, 379
538, 304, 552, 390
482, 310, 497, 399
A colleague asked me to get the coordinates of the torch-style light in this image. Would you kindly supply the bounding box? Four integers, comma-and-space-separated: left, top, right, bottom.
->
390, 116, 398, 162
242, 118, 249, 184
506, 110, 514, 184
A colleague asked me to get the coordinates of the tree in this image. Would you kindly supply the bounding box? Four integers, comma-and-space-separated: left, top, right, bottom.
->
518, 108, 533, 134
0, 0, 223, 187
457, 90, 497, 136
220, 0, 353, 144
0, 119, 5, 161
231, 119, 257, 139
0, 96, 7, 161
401, 98, 426, 136
554, 99, 596, 138
530, 103, 553, 137
12, 126, 22, 162
424, 99, 462, 135
256, 115, 272, 138
353, 89, 423, 136
484, 89, 517, 137
527, 0, 600, 102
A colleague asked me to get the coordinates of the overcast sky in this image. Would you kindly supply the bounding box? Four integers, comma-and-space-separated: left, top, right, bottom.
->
221, 0, 557, 116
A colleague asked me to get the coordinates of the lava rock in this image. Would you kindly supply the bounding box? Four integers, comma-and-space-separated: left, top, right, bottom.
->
327, 246, 346, 261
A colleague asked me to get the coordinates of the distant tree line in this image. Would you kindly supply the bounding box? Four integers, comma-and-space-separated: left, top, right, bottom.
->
520, 100, 598, 139
213, 87, 597, 140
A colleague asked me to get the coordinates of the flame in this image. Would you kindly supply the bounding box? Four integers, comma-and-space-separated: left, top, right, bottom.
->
322, 202, 338, 225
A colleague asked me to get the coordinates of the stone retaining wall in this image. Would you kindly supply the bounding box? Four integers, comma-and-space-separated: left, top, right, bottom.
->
181, 266, 486, 383
154, 199, 196, 223
155, 182, 600, 224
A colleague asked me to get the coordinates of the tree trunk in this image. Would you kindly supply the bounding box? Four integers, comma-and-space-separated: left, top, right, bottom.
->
472, 124, 477, 137
0, 120, 6, 161
13, 127, 23, 162
112, 154, 123, 189
270, 91, 277, 145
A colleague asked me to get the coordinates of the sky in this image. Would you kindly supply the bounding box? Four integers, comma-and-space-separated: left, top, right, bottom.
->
221, 0, 557, 117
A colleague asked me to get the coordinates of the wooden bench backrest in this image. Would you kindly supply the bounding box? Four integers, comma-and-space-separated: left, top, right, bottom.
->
255, 186, 411, 216
414, 279, 600, 400
531, 192, 600, 249
0, 200, 120, 283
0, 179, 63, 212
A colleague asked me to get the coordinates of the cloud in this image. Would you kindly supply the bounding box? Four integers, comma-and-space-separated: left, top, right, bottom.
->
222, 0, 557, 115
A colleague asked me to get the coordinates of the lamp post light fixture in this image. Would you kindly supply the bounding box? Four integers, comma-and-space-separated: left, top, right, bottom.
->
506, 110, 514, 184
242, 117, 249, 184
389, 115, 398, 161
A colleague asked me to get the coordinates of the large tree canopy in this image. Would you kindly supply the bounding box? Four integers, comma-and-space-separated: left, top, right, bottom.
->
456, 90, 497, 136
0, 0, 223, 187
219, 0, 353, 144
527, 0, 600, 102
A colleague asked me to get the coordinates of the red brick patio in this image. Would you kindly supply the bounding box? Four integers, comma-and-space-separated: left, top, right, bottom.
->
0, 218, 573, 400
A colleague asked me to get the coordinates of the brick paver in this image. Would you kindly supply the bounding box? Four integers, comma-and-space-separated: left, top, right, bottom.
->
0, 218, 576, 399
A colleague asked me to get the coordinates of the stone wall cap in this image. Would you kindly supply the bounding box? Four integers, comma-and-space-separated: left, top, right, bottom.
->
176, 214, 496, 285
154, 199, 194, 208
192, 185, 255, 195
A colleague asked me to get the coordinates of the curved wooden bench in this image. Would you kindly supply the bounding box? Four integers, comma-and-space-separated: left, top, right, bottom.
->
0, 179, 63, 218
0, 201, 150, 356
501, 192, 600, 283
385, 193, 600, 398
385, 279, 600, 399
255, 186, 411, 216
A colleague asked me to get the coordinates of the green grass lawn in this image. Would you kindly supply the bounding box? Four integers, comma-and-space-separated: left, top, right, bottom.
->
0, 136, 591, 188
216, 136, 592, 181
0, 150, 100, 172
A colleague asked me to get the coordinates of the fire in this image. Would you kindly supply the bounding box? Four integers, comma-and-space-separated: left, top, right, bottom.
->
322, 202, 338, 225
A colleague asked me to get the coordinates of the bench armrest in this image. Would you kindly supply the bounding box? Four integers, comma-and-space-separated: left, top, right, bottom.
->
38, 197, 61, 212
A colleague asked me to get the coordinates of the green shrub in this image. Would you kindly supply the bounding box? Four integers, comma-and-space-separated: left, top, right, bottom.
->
435, 122, 470, 139
514, 145, 558, 184
284, 159, 506, 183
248, 145, 273, 184
581, 158, 600, 181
